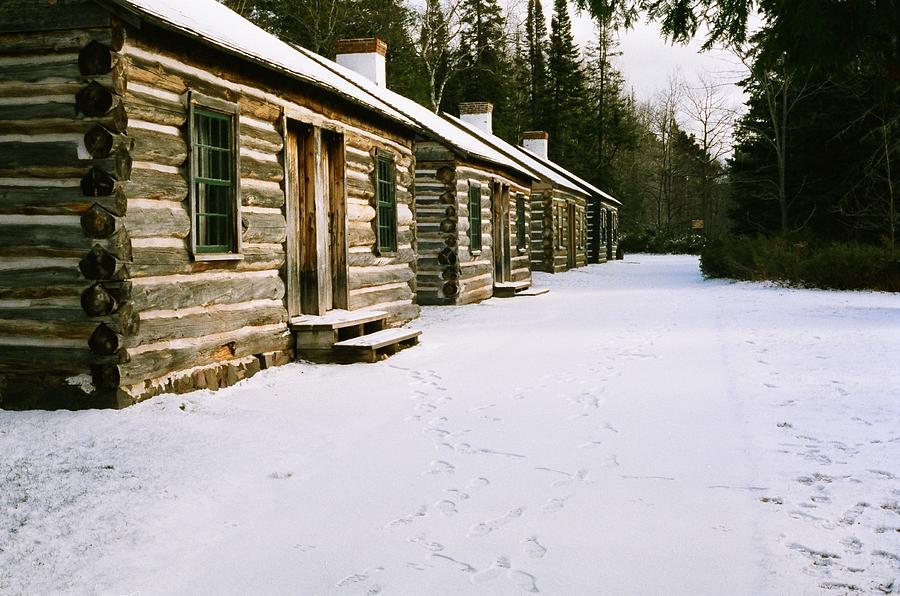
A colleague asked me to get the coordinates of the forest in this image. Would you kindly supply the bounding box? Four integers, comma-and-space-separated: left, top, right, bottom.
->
223, 0, 899, 285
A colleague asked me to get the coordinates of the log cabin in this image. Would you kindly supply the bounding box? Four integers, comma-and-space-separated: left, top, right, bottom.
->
446, 115, 620, 274
296, 48, 542, 304
0, 0, 438, 408
516, 135, 623, 266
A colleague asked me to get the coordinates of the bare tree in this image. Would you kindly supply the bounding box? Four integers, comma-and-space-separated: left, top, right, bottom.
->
650, 73, 682, 231
682, 73, 735, 238
734, 44, 823, 236
412, 0, 465, 112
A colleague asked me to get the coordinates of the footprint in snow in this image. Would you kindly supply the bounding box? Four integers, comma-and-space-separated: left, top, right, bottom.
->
468, 507, 525, 538
470, 556, 510, 584
508, 569, 540, 593
408, 533, 444, 552
335, 567, 384, 587
425, 460, 455, 475
467, 477, 490, 491
435, 499, 458, 517
522, 536, 548, 559
541, 496, 569, 514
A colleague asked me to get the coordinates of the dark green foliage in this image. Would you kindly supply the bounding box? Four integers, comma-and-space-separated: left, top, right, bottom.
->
545, 0, 589, 168
525, 0, 549, 130
444, 0, 516, 140
221, 0, 427, 103
620, 229, 706, 255
701, 237, 900, 291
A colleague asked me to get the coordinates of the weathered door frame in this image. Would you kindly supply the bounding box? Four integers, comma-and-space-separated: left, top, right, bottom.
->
284, 117, 348, 317
606, 207, 614, 261
491, 181, 511, 283
567, 201, 577, 269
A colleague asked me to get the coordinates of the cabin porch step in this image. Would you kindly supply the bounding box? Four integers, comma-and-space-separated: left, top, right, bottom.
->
493, 280, 531, 298
516, 287, 550, 297
291, 309, 420, 363
289, 309, 388, 331
332, 328, 422, 363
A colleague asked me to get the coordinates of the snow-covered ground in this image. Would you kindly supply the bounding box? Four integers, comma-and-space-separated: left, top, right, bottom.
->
2, 255, 899, 595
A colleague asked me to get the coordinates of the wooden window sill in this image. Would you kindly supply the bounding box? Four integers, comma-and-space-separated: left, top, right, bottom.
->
192, 253, 245, 262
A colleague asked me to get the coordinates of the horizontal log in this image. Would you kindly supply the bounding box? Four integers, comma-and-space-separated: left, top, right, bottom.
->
0, 185, 126, 216
347, 202, 376, 223
240, 154, 283, 183
0, 54, 82, 83
0, 28, 122, 56
238, 96, 282, 123
240, 122, 282, 154
347, 247, 415, 267
126, 204, 191, 239
126, 303, 286, 348
126, 243, 285, 277
0, 344, 91, 374
0, 304, 138, 335
0, 103, 128, 135
348, 265, 414, 291
124, 89, 186, 127
348, 284, 413, 311
0, 221, 86, 250
123, 166, 188, 202
116, 324, 291, 385
241, 181, 284, 209
130, 271, 284, 312
0, 0, 111, 35
130, 126, 188, 167
241, 210, 286, 244
347, 220, 376, 248
0, 140, 131, 180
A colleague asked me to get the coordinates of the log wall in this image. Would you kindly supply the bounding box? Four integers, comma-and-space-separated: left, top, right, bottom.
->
0, 23, 133, 408
415, 147, 531, 306
529, 187, 588, 274
0, 16, 419, 408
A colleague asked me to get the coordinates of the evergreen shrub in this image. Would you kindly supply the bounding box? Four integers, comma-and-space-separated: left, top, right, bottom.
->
700, 237, 900, 292
619, 229, 706, 255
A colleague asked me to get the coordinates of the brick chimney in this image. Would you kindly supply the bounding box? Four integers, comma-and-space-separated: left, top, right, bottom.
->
522, 131, 549, 160
459, 102, 493, 135
335, 38, 387, 87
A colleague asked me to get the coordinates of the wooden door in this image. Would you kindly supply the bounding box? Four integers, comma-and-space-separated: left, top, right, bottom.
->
285, 121, 346, 316
325, 131, 348, 310
606, 208, 614, 260
492, 181, 511, 283
567, 202, 576, 269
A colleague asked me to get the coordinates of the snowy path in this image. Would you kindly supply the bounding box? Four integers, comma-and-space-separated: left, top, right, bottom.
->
2, 255, 899, 595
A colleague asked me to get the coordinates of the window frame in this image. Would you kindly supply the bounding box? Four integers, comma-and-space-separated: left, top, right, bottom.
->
467, 180, 482, 254
515, 193, 527, 253
188, 91, 243, 261
374, 151, 397, 256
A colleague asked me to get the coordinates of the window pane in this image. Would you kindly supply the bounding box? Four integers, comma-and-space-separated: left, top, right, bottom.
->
193, 108, 234, 253
376, 157, 396, 252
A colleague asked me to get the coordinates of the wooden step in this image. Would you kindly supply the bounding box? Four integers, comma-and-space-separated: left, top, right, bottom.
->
332, 328, 422, 363
493, 280, 531, 298
290, 309, 387, 331
517, 287, 550, 297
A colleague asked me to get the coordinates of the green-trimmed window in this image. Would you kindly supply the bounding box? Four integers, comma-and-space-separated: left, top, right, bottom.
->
193, 109, 235, 253
468, 182, 482, 252
376, 156, 397, 253
516, 193, 526, 251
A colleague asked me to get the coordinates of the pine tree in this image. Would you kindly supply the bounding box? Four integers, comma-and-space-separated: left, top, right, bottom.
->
448, 0, 515, 140
546, 0, 588, 168
525, 0, 549, 131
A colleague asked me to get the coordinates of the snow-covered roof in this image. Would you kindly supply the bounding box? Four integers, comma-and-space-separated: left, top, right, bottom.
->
296, 47, 540, 181
517, 147, 622, 207
105, 0, 418, 130
104, 0, 537, 182
445, 115, 588, 198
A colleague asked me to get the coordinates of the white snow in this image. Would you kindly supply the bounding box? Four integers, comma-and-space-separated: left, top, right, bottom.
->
2, 255, 899, 595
